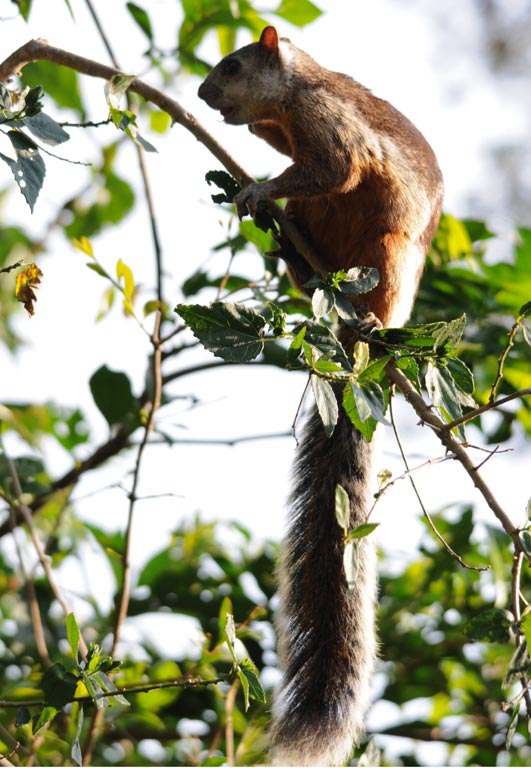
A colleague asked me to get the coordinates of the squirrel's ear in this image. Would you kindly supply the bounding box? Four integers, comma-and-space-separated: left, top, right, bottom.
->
259, 26, 279, 52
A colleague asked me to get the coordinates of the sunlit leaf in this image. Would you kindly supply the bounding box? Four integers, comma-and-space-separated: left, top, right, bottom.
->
311, 374, 338, 437
176, 301, 266, 362
335, 484, 350, 530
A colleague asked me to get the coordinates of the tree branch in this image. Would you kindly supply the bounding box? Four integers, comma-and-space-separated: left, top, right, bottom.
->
386, 360, 521, 548
0, 39, 321, 279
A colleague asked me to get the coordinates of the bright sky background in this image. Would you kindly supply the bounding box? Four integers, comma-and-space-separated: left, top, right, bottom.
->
1, 4, 530, 752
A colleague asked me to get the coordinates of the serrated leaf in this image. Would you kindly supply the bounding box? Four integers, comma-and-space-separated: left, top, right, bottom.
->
446, 357, 476, 407
342, 380, 383, 441
343, 539, 358, 591
176, 302, 266, 362
295, 322, 350, 369
66, 612, 81, 661
23, 112, 69, 145
338, 266, 380, 295
432, 314, 466, 352
335, 484, 350, 530
311, 375, 338, 438
425, 362, 464, 428
1, 130, 45, 211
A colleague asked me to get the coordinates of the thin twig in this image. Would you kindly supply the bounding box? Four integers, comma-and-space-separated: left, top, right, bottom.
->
443, 388, 531, 434
386, 360, 521, 548
490, 315, 524, 403
388, 394, 486, 571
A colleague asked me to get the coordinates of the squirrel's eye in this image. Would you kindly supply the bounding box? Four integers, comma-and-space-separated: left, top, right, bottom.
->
222, 58, 240, 76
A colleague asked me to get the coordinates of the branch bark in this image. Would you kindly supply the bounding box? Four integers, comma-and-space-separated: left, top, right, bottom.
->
0, 38, 321, 279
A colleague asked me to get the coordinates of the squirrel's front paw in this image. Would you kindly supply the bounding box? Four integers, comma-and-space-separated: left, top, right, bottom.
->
234, 182, 270, 219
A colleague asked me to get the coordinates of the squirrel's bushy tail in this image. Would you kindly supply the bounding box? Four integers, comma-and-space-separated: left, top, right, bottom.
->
270, 398, 377, 767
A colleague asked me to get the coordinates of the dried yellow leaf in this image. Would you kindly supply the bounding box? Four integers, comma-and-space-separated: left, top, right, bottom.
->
16, 263, 43, 317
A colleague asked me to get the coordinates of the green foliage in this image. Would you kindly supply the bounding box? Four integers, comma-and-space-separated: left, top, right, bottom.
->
1, 2, 531, 766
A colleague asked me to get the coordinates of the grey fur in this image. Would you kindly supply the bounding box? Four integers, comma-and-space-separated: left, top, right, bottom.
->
270, 393, 377, 766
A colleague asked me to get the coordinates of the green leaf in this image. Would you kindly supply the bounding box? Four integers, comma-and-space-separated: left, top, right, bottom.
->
338, 266, 380, 296
342, 379, 387, 441
21, 61, 85, 119
506, 703, 520, 751
295, 322, 350, 369
348, 522, 380, 540
16, 706, 31, 726
312, 287, 334, 319
238, 658, 266, 710
12, 0, 32, 21
446, 357, 475, 406
71, 705, 83, 766
89, 365, 136, 427
224, 613, 238, 666
463, 609, 511, 643
352, 340, 370, 376
274, 0, 323, 26
432, 314, 466, 352
206, 169, 240, 204
433, 213, 472, 260
502, 642, 530, 690
176, 302, 266, 362
66, 613, 81, 661
33, 705, 58, 733
126, 2, 154, 41
519, 529, 531, 558
335, 484, 350, 530
311, 375, 338, 437
105, 74, 137, 109
520, 608, 531, 652
23, 113, 70, 145
41, 663, 78, 709
425, 361, 464, 427
0, 131, 45, 211
342, 539, 358, 591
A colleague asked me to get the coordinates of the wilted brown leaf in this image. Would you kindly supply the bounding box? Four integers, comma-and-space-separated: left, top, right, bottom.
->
15, 263, 43, 317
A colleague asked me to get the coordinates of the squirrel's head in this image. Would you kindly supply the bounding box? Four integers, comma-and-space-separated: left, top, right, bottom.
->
198, 26, 292, 124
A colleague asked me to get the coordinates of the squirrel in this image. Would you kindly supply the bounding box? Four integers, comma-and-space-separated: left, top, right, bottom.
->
199, 25, 443, 767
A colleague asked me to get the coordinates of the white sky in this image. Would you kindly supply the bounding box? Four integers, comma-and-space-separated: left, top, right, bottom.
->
1, 0, 530, 703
